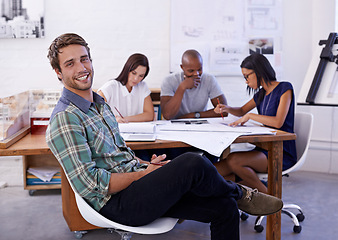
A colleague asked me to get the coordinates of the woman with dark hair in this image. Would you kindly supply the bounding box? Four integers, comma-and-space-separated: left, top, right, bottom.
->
98, 53, 154, 122
214, 53, 296, 193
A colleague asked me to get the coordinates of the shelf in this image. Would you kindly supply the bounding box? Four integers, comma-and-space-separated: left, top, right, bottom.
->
22, 154, 60, 192
25, 184, 61, 190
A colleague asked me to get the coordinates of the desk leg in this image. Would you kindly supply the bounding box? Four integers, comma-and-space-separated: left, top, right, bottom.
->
266, 141, 283, 240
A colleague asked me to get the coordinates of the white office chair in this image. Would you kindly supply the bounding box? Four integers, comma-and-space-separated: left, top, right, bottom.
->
241, 112, 313, 233
63, 170, 178, 239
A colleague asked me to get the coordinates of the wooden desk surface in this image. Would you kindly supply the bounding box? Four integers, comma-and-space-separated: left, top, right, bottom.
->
0, 131, 295, 156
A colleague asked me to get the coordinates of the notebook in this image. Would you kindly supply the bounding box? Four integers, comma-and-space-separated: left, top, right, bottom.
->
119, 122, 156, 141
121, 133, 156, 142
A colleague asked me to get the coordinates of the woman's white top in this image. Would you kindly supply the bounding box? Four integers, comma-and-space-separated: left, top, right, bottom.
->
98, 80, 151, 118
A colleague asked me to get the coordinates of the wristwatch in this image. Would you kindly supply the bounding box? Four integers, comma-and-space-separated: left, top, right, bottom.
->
195, 112, 201, 118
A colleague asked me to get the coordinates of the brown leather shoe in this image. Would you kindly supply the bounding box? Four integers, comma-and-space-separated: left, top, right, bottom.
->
237, 184, 283, 216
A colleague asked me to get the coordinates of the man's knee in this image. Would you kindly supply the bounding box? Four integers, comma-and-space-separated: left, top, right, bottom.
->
177, 152, 212, 168
174, 152, 220, 179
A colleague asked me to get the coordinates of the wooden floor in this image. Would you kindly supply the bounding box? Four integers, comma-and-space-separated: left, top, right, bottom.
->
0, 171, 337, 240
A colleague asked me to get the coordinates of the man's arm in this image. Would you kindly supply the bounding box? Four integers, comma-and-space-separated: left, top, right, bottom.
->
160, 93, 184, 120
47, 111, 168, 197
175, 94, 228, 119
108, 166, 153, 194
161, 74, 200, 120
46, 112, 113, 200
160, 83, 187, 120
108, 171, 146, 194
108, 154, 169, 194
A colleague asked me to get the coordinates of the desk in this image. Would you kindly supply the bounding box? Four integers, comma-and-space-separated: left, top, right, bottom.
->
0, 131, 295, 240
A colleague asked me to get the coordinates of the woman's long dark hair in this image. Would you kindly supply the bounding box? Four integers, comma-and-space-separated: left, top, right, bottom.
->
240, 53, 276, 104
115, 53, 150, 85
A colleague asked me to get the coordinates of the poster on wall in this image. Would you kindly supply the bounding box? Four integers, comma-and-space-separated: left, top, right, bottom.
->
170, 0, 283, 76
0, 0, 44, 39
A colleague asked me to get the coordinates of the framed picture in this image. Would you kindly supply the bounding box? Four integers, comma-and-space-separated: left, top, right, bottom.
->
0, 0, 44, 39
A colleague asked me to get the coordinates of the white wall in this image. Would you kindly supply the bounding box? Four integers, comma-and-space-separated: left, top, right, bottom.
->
0, 0, 329, 98
0, 0, 337, 185
0, 0, 171, 96
218, 0, 338, 175
296, 0, 338, 174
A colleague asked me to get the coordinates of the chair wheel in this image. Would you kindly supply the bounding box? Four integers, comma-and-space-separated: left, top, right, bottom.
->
240, 212, 249, 221
296, 213, 305, 222
293, 225, 302, 233
254, 224, 264, 233
74, 232, 83, 239
28, 190, 36, 196
73, 231, 87, 239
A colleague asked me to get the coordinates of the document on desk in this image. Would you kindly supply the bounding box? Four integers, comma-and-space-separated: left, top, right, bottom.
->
159, 118, 275, 135
156, 117, 276, 156
118, 122, 157, 141
156, 130, 242, 157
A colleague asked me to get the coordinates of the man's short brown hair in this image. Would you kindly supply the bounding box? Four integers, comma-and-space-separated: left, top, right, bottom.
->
47, 33, 91, 76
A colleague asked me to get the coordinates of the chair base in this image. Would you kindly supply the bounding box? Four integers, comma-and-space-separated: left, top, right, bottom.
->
240, 203, 305, 234
73, 229, 134, 239
73, 231, 88, 239
111, 229, 133, 240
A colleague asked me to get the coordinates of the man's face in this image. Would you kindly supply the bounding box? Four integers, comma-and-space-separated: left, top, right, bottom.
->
181, 57, 203, 78
55, 44, 94, 94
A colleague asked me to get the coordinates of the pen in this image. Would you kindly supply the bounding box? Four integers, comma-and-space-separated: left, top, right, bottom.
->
217, 98, 224, 120
114, 106, 125, 119
150, 162, 166, 166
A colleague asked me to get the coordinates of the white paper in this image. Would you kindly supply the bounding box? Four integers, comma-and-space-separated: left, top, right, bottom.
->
155, 117, 276, 157
158, 117, 275, 135
27, 166, 60, 182
156, 131, 242, 157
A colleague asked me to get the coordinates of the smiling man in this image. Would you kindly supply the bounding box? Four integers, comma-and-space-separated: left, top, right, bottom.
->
46, 33, 283, 240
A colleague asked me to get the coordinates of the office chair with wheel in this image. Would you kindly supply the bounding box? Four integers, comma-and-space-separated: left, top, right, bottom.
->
242, 112, 313, 234
62, 169, 178, 240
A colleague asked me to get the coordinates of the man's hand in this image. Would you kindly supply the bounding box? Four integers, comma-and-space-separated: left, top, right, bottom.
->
150, 154, 170, 165
145, 154, 171, 172
182, 74, 201, 89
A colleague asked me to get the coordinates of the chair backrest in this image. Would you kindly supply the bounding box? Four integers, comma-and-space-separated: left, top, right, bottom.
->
74, 191, 178, 234
283, 112, 313, 175
61, 165, 177, 235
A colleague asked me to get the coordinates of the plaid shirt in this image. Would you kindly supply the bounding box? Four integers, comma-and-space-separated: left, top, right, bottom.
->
46, 88, 146, 211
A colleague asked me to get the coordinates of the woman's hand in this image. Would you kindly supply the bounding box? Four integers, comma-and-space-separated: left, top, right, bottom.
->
214, 103, 228, 114
229, 113, 251, 127
116, 116, 128, 123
